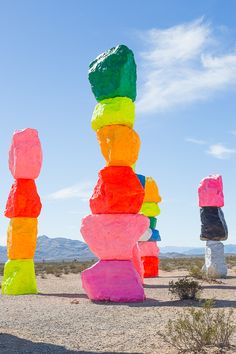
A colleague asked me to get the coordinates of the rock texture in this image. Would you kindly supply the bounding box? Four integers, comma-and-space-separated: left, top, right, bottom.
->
82, 260, 145, 302
198, 175, 224, 207
91, 97, 135, 131
2, 259, 37, 295
5, 179, 42, 218
200, 207, 228, 241
202, 241, 227, 278
144, 177, 162, 203
9, 128, 42, 179
88, 45, 137, 102
90, 166, 144, 214
96, 125, 140, 166
140, 202, 160, 217
81, 214, 149, 260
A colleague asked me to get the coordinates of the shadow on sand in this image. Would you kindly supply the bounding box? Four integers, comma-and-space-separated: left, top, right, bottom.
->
0, 333, 138, 354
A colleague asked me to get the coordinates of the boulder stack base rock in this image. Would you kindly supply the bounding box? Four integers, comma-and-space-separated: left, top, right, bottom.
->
2, 128, 42, 295
81, 45, 149, 302
198, 175, 228, 278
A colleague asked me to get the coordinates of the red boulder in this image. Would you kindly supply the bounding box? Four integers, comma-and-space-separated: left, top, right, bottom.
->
5, 179, 42, 218
90, 166, 144, 214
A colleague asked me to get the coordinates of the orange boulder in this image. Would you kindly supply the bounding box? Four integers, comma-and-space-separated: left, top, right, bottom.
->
90, 166, 144, 214
144, 177, 162, 203
96, 125, 140, 166
5, 179, 42, 218
7, 217, 38, 259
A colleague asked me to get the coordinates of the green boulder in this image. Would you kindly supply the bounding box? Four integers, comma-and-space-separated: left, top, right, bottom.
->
89, 44, 137, 102
149, 217, 157, 229
2, 259, 37, 295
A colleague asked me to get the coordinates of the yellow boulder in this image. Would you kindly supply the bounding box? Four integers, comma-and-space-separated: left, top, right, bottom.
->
141, 202, 160, 217
7, 217, 38, 260
96, 125, 140, 166
2, 259, 37, 295
91, 97, 135, 131
144, 177, 162, 203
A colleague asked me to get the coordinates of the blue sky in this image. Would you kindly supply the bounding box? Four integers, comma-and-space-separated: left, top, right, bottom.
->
0, 0, 236, 247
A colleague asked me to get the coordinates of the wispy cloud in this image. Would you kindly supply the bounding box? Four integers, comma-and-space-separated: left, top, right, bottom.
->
207, 143, 236, 159
137, 18, 236, 114
185, 137, 207, 145
47, 182, 94, 201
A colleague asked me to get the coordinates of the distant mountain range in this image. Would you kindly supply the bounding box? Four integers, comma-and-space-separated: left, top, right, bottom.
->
0, 235, 235, 262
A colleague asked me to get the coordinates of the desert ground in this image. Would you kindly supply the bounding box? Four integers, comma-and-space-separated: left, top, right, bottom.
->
0, 267, 235, 354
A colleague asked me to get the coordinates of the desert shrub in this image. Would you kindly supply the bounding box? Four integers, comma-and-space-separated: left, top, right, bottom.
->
188, 265, 205, 279
169, 277, 202, 300
158, 299, 235, 353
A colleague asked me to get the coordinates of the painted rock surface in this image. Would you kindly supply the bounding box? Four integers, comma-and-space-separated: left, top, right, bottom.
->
82, 260, 145, 302
5, 179, 42, 218
81, 214, 149, 259
2, 259, 37, 295
144, 177, 162, 203
202, 241, 227, 278
91, 97, 135, 131
139, 228, 152, 241
142, 256, 159, 277
139, 241, 159, 257
149, 229, 161, 241
149, 217, 157, 229
7, 218, 38, 259
90, 166, 144, 214
97, 125, 140, 167
198, 175, 224, 207
89, 45, 137, 102
136, 174, 146, 188
140, 202, 160, 217
9, 128, 42, 179
132, 243, 144, 281
200, 207, 228, 241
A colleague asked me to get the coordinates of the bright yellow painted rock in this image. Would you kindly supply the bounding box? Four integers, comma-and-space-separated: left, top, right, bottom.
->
141, 202, 160, 217
7, 218, 38, 260
91, 97, 135, 131
96, 125, 140, 166
2, 259, 37, 295
144, 177, 162, 203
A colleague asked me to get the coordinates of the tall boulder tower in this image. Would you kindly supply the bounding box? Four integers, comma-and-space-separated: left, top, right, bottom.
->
81, 45, 149, 302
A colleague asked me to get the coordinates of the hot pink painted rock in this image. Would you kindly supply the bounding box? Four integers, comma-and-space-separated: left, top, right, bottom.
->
139, 241, 159, 257
81, 214, 149, 260
132, 243, 144, 282
9, 128, 42, 179
82, 260, 145, 302
198, 175, 224, 207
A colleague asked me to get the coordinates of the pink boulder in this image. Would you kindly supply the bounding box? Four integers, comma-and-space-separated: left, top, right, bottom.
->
9, 128, 42, 179
139, 241, 159, 257
81, 214, 149, 260
198, 175, 224, 207
82, 260, 145, 302
132, 243, 144, 282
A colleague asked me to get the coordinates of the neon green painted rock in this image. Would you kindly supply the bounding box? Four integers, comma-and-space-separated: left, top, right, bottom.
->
141, 202, 160, 217
88, 44, 137, 102
91, 97, 135, 131
2, 259, 37, 295
149, 217, 157, 229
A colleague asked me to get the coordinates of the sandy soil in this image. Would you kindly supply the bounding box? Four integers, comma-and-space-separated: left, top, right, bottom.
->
0, 269, 235, 354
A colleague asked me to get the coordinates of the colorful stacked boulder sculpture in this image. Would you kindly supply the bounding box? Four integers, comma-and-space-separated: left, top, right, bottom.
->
81, 45, 149, 302
138, 175, 162, 278
2, 128, 42, 295
198, 175, 228, 278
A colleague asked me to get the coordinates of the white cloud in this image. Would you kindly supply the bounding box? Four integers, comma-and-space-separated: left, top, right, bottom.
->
207, 143, 236, 159
47, 181, 94, 201
137, 18, 236, 114
185, 137, 207, 145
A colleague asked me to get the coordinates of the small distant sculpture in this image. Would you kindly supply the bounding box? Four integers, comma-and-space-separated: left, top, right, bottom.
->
198, 175, 228, 278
